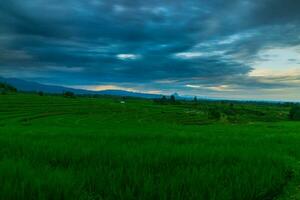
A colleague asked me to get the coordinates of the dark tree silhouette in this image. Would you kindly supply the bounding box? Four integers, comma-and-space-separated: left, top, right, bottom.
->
170, 95, 176, 103
289, 106, 300, 120
194, 96, 198, 102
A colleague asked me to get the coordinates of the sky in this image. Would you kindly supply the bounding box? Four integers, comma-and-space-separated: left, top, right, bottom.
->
0, 0, 300, 101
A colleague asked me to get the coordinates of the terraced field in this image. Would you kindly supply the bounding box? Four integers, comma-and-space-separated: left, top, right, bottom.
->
1, 93, 300, 199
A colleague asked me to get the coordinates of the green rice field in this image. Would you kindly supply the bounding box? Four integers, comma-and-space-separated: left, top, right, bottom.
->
0, 93, 300, 199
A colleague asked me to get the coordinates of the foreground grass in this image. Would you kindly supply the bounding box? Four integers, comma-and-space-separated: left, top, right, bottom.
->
0, 94, 300, 199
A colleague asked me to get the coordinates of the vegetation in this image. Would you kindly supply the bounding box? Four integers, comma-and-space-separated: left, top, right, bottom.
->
0, 93, 300, 199
289, 105, 300, 120
63, 91, 75, 98
38, 91, 44, 96
170, 95, 176, 103
154, 95, 179, 105
0, 82, 17, 94
193, 96, 198, 102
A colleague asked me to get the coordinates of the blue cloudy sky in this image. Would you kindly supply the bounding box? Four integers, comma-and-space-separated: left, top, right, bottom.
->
1, 0, 300, 100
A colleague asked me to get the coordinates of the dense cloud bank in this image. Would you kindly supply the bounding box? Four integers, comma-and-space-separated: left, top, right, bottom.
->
1, 0, 300, 99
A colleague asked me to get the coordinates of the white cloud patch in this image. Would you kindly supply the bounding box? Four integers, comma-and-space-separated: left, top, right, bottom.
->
175, 52, 204, 59
117, 54, 140, 60
73, 84, 135, 91
186, 84, 236, 91
175, 51, 227, 59
186, 84, 201, 88
218, 32, 255, 45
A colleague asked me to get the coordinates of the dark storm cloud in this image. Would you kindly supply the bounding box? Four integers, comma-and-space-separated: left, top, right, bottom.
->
0, 0, 300, 96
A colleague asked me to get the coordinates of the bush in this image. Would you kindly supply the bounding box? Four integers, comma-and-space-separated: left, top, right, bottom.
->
209, 109, 221, 120
38, 91, 44, 96
63, 91, 75, 98
289, 106, 300, 120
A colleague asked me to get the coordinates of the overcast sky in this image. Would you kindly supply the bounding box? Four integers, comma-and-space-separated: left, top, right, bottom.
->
1, 0, 300, 101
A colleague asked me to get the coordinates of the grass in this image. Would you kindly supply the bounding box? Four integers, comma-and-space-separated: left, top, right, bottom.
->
0, 93, 300, 199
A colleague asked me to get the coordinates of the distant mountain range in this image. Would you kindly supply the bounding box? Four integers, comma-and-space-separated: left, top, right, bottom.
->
0, 77, 163, 99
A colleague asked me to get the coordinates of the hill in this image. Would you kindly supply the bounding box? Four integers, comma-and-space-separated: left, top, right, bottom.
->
0, 77, 162, 98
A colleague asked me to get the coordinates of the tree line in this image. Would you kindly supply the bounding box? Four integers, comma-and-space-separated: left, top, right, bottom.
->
0, 82, 17, 94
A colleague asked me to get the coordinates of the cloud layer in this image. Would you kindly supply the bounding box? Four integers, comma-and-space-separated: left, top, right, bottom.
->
1, 0, 300, 100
